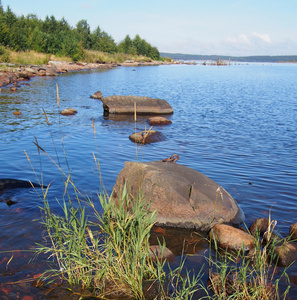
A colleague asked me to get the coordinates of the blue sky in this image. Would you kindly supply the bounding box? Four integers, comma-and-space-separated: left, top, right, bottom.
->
3, 0, 297, 56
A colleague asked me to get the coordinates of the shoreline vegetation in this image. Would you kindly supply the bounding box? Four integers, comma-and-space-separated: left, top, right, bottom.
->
0, 49, 175, 88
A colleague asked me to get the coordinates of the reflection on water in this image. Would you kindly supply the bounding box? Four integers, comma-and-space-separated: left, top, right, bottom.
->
1, 64, 297, 298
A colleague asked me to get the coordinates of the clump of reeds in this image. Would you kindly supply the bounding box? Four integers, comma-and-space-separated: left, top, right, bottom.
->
35, 175, 203, 298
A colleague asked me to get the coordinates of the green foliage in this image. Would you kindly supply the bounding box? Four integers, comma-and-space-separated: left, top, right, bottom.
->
0, 43, 9, 62
75, 19, 91, 50
118, 34, 160, 60
0, 5, 160, 62
91, 27, 117, 53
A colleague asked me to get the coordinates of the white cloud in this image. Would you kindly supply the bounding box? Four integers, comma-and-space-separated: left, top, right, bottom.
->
252, 32, 272, 43
238, 34, 251, 44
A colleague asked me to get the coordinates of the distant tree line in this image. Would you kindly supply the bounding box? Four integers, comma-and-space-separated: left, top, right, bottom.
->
160, 52, 297, 63
0, 2, 160, 61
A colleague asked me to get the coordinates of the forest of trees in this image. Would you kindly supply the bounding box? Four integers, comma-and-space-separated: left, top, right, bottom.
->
0, 1, 160, 61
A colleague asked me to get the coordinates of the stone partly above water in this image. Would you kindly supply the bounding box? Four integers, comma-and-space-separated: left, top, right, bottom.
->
111, 161, 244, 231
147, 116, 172, 126
101, 95, 173, 115
209, 224, 255, 251
90, 90, 103, 99
60, 108, 77, 116
129, 130, 165, 144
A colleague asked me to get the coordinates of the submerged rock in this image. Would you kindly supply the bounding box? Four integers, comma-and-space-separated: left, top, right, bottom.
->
111, 161, 244, 230
101, 95, 173, 115
0, 178, 43, 193
149, 245, 175, 262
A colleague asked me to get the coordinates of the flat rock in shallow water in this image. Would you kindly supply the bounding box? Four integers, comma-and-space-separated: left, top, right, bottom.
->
101, 95, 173, 115
112, 161, 244, 230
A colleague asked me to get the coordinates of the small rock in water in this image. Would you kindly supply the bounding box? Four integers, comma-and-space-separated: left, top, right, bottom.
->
274, 241, 297, 266
249, 218, 269, 236
6, 198, 18, 206
60, 108, 77, 116
10, 86, 17, 92
129, 130, 164, 144
13, 111, 21, 115
209, 224, 255, 252
147, 116, 172, 126
90, 90, 103, 99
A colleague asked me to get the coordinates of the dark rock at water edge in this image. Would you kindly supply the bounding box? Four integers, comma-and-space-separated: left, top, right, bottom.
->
0, 178, 44, 193
101, 95, 173, 115
112, 161, 244, 230
249, 218, 269, 236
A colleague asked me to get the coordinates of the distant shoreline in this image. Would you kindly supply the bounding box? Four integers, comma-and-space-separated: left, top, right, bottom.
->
160, 52, 297, 63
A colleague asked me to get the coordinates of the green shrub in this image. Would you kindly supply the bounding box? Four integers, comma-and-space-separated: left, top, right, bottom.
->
0, 44, 10, 62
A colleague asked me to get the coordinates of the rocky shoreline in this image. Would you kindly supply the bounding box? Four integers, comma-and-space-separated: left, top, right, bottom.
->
0, 61, 117, 88
0, 59, 180, 89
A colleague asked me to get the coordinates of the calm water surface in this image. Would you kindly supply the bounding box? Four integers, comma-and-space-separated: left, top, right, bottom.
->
1, 63, 297, 298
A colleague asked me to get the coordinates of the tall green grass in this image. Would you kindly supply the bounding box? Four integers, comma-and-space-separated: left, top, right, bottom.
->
35, 176, 203, 298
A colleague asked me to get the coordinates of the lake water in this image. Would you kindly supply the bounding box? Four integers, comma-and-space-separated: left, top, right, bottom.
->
1, 63, 297, 298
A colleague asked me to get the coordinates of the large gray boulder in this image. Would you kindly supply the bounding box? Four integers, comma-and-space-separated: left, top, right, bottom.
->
101, 95, 173, 115
111, 161, 244, 231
